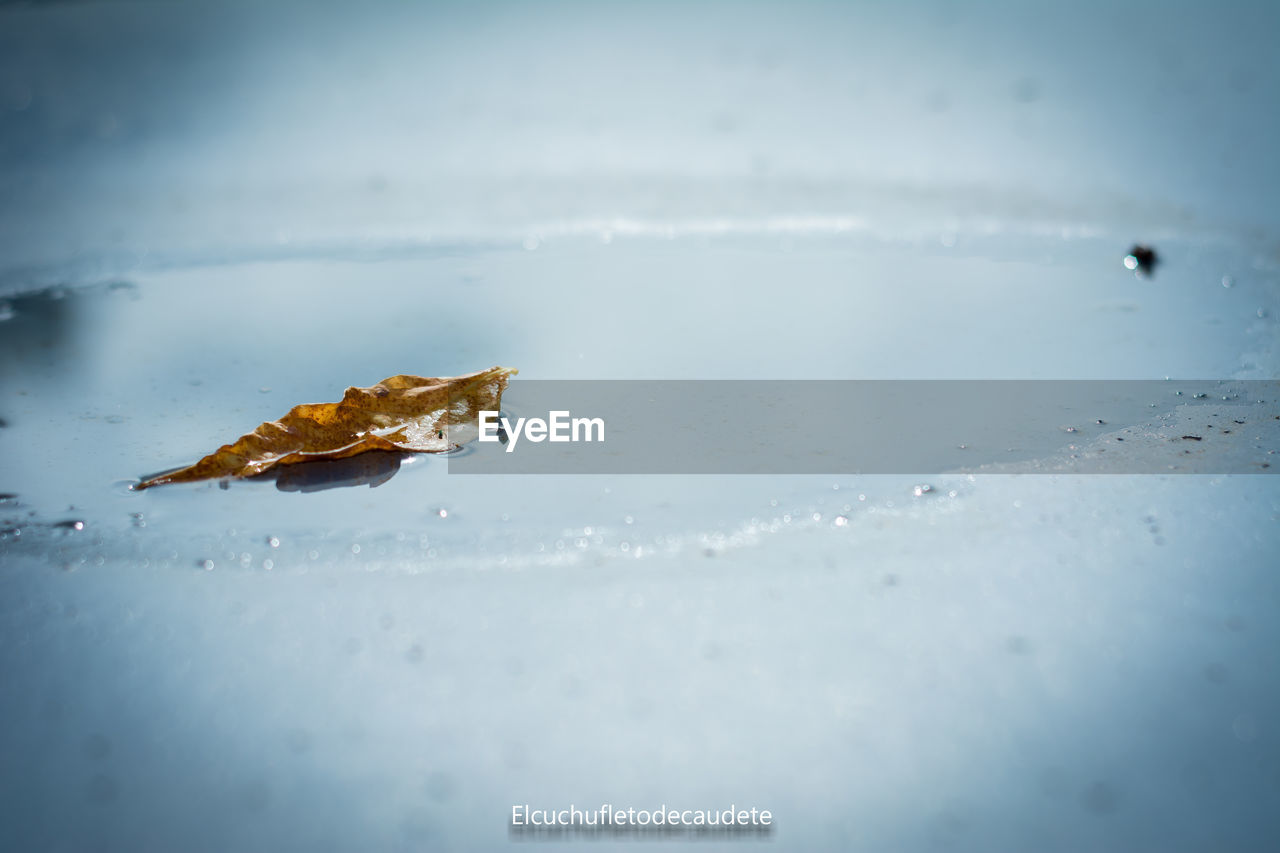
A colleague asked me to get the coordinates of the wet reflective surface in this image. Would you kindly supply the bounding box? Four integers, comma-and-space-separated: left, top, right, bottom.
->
2, 232, 1277, 853
3, 1, 1280, 851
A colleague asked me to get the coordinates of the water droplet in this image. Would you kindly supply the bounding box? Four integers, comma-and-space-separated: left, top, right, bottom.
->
522, 235, 541, 251
262, 559, 274, 570
267, 536, 280, 548
111, 479, 141, 496
351, 544, 361, 554
436, 508, 448, 519
1123, 244, 1157, 276
834, 515, 849, 527
913, 484, 934, 497
0, 300, 14, 322
1221, 275, 1234, 288
199, 559, 215, 571
258, 386, 271, 394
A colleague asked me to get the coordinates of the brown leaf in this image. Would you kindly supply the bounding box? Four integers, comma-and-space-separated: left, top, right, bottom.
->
136, 366, 517, 489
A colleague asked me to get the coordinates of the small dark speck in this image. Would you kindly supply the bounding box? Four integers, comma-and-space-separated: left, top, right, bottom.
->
1096, 419, 1106, 425
1181, 435, 1203, 441
405, 644, 425, 664
1124, 244, 1159, 276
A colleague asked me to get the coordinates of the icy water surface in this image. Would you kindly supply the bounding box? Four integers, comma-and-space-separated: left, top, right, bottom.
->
1, 232, 1276, 557
4, 0, 1280, 847
2, 230, 1279, 851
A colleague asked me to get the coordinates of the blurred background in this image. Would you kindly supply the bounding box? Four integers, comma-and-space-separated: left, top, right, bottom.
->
3, 0, 1279, 281
1, 1, 1278, 851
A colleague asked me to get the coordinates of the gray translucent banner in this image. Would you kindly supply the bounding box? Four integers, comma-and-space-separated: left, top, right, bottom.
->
447, 380, 1278, 475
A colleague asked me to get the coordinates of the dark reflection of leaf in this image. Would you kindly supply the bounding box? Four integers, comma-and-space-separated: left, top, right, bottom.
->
136, 366, 516, 489
264, 450, 409, 493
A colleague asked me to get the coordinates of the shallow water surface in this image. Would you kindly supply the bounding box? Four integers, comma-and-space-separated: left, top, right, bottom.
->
1, 230, 1278, 852
3, 0, 1280, 849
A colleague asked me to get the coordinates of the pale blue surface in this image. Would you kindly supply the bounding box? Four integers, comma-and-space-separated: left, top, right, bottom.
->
1, 2, 1279, 851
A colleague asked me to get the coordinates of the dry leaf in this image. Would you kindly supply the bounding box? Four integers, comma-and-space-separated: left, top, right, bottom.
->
136, 366, 517, 489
